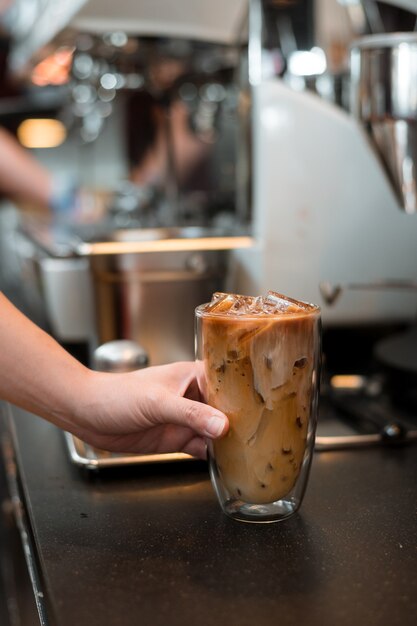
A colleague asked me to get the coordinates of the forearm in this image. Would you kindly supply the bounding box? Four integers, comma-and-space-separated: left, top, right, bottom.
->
0, 128, 52, 209
0, 293, 227, 458
0, 292, 90, 429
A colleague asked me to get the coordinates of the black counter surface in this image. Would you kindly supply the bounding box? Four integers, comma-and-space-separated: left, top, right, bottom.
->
3, 405, 417, 626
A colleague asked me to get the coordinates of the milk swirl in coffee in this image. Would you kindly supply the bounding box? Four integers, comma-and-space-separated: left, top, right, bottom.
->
199, 291, 319, 505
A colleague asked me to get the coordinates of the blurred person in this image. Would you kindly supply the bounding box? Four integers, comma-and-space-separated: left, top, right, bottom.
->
0, 126, 53, 211
0, 124, 107, 239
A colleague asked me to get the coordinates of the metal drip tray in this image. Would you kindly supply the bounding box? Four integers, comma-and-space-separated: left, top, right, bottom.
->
64, 433, 193, 470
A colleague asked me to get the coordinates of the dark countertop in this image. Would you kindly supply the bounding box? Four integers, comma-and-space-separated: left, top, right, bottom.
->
2, 404, 417, 626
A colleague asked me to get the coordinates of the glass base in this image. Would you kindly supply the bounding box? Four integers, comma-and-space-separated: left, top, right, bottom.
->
220, 497, 299, 524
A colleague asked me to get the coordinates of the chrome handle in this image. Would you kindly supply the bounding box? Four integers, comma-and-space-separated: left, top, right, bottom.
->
319, 280, 417, 306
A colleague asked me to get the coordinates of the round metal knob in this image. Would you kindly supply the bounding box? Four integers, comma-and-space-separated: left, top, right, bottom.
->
382, 422, 405, 442
93, 340, 149, 373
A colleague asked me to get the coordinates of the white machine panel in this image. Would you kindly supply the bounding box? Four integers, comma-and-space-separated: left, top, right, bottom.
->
231, 80, 417, 325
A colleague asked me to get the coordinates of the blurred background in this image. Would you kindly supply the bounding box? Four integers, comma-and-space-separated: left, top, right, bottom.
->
0, 0, 416, 368
1, 3, 417, 621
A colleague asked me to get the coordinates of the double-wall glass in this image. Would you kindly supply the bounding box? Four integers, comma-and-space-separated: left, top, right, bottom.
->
196, 294, 321, 523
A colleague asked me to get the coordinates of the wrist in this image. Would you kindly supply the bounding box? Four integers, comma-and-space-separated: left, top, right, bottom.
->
42, 362, 95, 434
67, 369, 116, 437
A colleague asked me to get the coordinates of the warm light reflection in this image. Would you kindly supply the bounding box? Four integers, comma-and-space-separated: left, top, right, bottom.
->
79, 236, 255, 256
17, 119, 67, 149
330, 375, 366, 390
31, 47, 74, 86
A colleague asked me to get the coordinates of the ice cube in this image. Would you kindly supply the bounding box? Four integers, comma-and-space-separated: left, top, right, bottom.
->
266, 291, 307, 313
204, 291, 313, 316
230, 295, 258, 315
204, 292, 236, 313
212, 292, 227, 302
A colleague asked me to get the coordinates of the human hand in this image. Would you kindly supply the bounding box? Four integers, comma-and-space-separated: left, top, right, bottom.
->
72, 361, 228, 460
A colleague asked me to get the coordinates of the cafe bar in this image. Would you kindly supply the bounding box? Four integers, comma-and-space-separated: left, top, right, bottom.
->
0, 1, 416, 625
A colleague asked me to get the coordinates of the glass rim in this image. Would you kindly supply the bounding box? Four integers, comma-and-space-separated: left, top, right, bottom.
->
195, 300, 321, 321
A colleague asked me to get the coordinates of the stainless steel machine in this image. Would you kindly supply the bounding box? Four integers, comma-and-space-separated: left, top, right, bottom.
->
18, 221, 251, 364
351, 31, 417, 215
4, 0, 417, 360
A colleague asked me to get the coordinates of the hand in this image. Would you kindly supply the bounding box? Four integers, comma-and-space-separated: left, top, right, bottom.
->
72, 361, 228, 460
0, 294, 227, 459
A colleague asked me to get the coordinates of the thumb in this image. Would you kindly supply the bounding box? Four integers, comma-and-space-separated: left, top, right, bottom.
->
154, 394, 229, 439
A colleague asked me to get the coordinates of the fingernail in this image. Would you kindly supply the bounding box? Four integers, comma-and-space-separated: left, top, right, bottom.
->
205, 415, 226, 438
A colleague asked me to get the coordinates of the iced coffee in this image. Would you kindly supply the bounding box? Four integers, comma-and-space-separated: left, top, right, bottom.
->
195, 291, 320, 522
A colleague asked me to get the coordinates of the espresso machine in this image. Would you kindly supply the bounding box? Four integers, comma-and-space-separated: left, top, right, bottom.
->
5, 0, 417, 362
227, 0, 417, 419
230, 0, 417, 323
3, 0, 417, 460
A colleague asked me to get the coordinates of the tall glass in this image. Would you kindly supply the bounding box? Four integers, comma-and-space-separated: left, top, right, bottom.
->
195, 293, 321, 523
